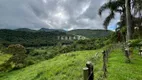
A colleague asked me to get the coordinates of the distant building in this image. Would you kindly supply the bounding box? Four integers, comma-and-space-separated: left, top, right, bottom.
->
57, 35, 87, 40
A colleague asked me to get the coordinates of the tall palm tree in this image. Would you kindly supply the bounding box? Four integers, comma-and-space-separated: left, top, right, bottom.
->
125, 0, 142, 40
98, 0, 125, 29
99, 0, 141, 40
125, 0, 132, 41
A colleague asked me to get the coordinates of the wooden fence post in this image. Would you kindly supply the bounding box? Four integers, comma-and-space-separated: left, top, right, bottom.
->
86, 61, 94, 80
105, 50, 109, 62
125, 48, 131, 63
102, 50, 107, 77
83, 67, 89, 80
139, 49, 142, 56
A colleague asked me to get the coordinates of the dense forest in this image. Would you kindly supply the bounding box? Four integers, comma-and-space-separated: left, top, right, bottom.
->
0, 28, 112, 47
0, 29, 67, 47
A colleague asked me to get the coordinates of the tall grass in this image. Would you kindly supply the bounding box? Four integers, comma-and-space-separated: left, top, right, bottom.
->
108, 49, 142, 80
0, 49, 103, 80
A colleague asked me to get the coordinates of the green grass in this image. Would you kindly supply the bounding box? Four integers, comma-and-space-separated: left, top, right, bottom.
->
1, 47, 142, 80
108, 49, 142, 80
0, 52, 11, 65
0, 49, 103, 80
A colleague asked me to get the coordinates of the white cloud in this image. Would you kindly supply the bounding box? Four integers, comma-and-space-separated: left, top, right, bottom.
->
0, 0, 119, 30
42, 0, 47, 3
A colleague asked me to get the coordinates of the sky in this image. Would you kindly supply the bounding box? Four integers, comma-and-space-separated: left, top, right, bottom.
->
0, 0, 119, 30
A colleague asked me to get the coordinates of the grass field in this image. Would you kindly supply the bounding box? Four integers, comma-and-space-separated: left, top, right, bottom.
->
0, 49, 103, 80
0, 52, 11, 65
0, 47, 142, 80
108, 49, 142, 80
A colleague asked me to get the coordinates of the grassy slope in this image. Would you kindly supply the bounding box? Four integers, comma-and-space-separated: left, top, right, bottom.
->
108, 49, 142, 80
0, 48, 142, 80
0, 50, 103, 80
0, 52, 11, 65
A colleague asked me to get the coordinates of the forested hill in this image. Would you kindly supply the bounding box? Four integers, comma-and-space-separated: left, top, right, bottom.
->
67, 29, 113, 38
15, 28, 36, 32
0, 29, 67, 47
0, 28, 113, 47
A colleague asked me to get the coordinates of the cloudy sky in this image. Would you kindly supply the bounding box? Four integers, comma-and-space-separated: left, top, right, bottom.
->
0, 0, 119, 30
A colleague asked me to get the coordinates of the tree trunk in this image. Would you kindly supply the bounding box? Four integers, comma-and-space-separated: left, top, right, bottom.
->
125, 0, 132, 41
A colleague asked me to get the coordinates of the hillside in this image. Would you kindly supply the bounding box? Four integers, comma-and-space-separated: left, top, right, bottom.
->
39, 28, 66, 32
0, 28, 113, 47
0, 50, 103, 80
67, 29, 113, 38
15, 28, 36, 32
0, 47, 142, 80
0, 29, 67, 47
0, 52, 11, 65
108, 49, 142, 80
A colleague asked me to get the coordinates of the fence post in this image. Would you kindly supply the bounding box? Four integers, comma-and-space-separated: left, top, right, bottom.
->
83, 67, 89, 80
102, 50, 107, 77
86, 61, 94, 80
139, 49, 142, 56
125, 48, 131, 63
105, 50, 109, 62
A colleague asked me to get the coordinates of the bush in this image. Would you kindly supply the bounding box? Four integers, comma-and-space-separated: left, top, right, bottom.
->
0, 44, 27, 71
128, 39, 142, 47
0, 62, 13, 72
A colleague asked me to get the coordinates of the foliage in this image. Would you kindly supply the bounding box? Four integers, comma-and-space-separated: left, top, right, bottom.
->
99, 0, 142, 39
1, 46, 142, 80
0, 50, 103, 80
67, 29, 113, 38
0, 53, 11, 65
128, 39, 142, 47
0, 44, 27, 71
98, 0, 125, 29
58, 38, 108, 53
108, 49, 142, 80
13, 37, 109, 68
0, 29, 66, 47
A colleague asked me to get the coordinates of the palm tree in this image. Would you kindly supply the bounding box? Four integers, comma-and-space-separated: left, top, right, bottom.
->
98, 0, 125, 29
99, 0, 141, 39
125, 0, 142, 40
125, 0, 132, 41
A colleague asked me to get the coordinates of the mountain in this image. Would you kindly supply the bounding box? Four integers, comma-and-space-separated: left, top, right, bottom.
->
39, 28, 66, 32
67, 29, 113, 38
15, 28, 36, 32
0, 28, 113, 47
15, 28, 66, 32
0, 29, 67, 47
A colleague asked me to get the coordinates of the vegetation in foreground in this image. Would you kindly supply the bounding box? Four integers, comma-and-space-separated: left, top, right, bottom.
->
108, 48, 142, 80
0, 50, 103, 80
0, 45, 142, 80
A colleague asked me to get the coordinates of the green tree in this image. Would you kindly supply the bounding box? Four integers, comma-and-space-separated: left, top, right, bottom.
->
98, 0, 125, 29
7, 44, 27, 69
99, 0, 142, 40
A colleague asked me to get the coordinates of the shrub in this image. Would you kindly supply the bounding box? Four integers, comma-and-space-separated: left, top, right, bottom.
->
1, 44, 27, 71
128, 39, 142, 47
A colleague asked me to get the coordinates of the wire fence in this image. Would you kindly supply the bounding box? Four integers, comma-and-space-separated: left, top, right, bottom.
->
83, 46, 113, 80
